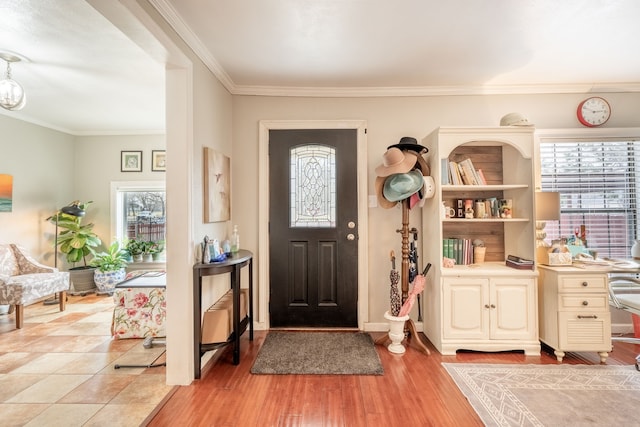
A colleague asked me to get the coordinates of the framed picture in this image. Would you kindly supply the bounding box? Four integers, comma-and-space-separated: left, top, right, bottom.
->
121, 151, 142, 172
152, 150, 166, 172
203, 147, 230, 222
0, 174, 13, 212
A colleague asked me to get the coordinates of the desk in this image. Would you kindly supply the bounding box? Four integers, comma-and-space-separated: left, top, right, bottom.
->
193, 250, 253, 379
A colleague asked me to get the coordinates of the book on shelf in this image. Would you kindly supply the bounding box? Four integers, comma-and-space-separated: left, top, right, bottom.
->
507, 254, 534, 264
458, 158, 480, 185
443, 238, 474, 265
476, 168, 487, 185
505, 254, 535, 270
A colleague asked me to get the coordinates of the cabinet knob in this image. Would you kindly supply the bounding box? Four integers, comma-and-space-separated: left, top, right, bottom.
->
490, 304, 496, 309
581, 281, 588, 287
582, 300, 589, 306
484, 304, 490, 309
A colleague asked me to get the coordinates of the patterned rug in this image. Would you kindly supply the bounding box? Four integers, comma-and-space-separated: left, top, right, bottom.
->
443, 363, 640, 426
251, 331, 383, 375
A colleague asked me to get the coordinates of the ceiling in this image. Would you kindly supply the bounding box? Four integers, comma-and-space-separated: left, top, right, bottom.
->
1, 0, 639, 135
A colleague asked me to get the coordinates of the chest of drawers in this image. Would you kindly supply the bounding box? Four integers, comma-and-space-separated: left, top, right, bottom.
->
537, 265, 611, 362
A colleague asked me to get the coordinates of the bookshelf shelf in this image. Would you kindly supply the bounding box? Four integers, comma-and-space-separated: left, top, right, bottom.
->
442, 184, 528, 192
421, 126, 539, 356
443, 217, 530, 223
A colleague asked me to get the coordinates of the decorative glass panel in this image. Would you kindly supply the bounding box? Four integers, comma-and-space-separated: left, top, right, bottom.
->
290, 144, 336, 228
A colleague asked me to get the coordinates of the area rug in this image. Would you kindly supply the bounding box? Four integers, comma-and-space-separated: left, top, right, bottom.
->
250, 331, 383, 375
443, 363, 640, 426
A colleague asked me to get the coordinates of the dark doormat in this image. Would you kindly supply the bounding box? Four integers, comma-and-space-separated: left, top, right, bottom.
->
250, 331, 384, 375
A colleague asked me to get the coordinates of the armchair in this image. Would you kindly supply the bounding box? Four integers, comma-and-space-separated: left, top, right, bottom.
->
0, 243, 70, 328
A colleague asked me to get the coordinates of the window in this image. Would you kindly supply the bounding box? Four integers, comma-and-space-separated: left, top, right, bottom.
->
539, 138, 639, 258
110, 181, 166, 244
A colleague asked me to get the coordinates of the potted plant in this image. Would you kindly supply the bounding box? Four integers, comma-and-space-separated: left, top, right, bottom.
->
90, 241, 129, 294
51, 201, 102, 294
141, 240, 156, 262
126, 238, 144, 262
149, 240, 166, 261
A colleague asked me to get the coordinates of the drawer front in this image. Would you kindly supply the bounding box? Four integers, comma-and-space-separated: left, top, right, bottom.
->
558, 311, 611, 350
558, 295, 609, 310
558, 275, 607, 292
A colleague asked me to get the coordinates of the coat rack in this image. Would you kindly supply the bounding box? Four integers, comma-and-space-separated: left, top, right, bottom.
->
396, 198, 430, 355
376, 198, 430, 355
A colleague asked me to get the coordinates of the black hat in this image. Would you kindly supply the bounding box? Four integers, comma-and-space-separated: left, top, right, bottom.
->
388, 136, 428, 154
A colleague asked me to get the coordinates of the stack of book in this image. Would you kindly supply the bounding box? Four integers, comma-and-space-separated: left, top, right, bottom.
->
505, 254, 534, 270
443, 158, 487, 185
443, 238, 474, 265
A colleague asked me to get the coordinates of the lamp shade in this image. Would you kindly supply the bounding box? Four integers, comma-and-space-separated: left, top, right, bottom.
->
535, 191, 560, 221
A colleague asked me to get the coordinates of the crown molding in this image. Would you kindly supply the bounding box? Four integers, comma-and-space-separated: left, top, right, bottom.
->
149, 0, 234, 92
150, 1, 640, 98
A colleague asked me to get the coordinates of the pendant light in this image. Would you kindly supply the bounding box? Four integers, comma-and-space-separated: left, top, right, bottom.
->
0, 52, 26, 111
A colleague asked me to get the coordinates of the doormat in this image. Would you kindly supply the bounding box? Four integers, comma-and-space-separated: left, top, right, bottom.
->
250, 331, 383, 375
443, 363, 640, 426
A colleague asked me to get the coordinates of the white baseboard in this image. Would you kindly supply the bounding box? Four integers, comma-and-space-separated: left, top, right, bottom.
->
363, 321, 424, 333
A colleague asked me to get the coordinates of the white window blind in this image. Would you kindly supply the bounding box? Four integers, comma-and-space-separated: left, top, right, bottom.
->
539, 140, 639, 259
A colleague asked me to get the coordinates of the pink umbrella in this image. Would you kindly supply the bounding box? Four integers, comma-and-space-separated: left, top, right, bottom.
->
398, 263, 431, 317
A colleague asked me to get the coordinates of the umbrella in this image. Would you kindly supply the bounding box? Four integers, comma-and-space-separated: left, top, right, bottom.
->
399, 263, 431, 317
408, 229, 422, 320
389, 250, 401, 316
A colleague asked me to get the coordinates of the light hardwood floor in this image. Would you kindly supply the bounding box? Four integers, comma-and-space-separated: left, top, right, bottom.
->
148, 329, 640, 427
3, 295, 638, 426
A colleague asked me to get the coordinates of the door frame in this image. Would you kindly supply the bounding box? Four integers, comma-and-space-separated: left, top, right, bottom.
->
258, 120, 369, 330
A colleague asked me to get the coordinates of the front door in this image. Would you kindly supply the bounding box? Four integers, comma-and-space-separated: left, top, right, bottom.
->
269, 129, 358, 327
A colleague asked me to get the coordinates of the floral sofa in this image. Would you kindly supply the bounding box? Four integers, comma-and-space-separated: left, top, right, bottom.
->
0, 243, 69, 329
111, 270, 166, 339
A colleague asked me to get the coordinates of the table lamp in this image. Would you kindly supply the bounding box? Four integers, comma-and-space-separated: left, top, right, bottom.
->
535, 191, 560, 247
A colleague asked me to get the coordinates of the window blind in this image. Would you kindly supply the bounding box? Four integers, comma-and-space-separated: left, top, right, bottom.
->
539, 140, 639, 259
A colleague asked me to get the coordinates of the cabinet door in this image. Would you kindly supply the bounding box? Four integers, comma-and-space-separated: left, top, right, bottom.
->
490, 277, 537, 340
443, 277, 489, 339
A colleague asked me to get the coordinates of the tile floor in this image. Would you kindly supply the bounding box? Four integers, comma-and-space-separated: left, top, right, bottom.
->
0, 293, 172, 426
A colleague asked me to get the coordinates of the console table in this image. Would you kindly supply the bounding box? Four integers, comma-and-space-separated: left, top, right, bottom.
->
193, 250, 253, 379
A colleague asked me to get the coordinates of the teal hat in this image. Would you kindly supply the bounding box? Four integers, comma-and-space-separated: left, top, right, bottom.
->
383, 170, 424, 202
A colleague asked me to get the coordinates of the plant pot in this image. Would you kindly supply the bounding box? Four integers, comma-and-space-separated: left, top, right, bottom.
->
143, 253, 153, 262
132, 254, 143, 263
384, 311, 410, 354
94, 268, 126, 295
69, 266, 97, 295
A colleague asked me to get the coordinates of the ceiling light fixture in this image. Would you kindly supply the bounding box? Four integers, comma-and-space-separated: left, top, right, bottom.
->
0, 52, 26, 111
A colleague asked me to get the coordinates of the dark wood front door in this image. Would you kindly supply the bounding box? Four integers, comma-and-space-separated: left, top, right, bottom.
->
269, 129, 358, 327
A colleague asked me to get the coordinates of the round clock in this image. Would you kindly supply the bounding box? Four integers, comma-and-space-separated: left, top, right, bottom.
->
577, 97, 611, 127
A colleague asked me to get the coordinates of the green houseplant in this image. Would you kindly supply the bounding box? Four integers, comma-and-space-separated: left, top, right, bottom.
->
90, 241, 129, 294
51, 201, 102, 294
126, 238, 145, 262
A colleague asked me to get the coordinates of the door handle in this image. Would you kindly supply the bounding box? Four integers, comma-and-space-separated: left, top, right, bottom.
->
346, 233, 356, 241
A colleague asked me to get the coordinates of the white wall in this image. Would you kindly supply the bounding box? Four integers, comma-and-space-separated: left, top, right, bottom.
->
73, 134, 165, 248
233, 92, 640, 326
0, 115, 75, 263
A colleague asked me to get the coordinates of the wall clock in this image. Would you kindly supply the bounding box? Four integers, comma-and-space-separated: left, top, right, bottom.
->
577, 97, 611, 127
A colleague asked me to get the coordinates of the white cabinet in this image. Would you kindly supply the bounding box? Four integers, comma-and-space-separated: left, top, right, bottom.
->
421, 127, 540, 356
538, 265, 611, 362
439, 275, 539, 355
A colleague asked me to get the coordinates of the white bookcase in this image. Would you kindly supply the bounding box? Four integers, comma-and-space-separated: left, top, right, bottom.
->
421, 127, 540, 355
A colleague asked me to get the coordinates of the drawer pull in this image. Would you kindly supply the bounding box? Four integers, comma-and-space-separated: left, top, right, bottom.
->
581, 281, 588, 287
577, 315, 598, 319
582, 301, 589, 306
